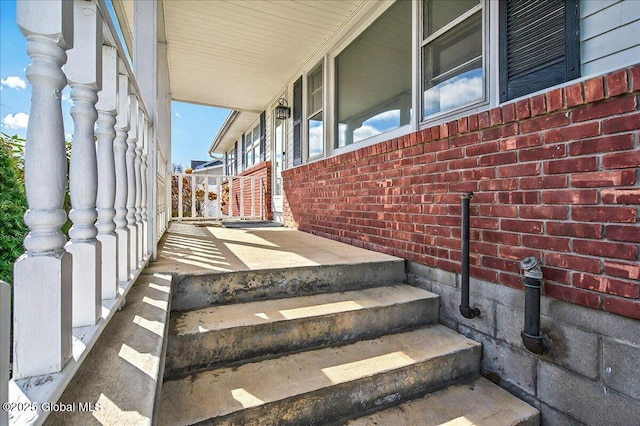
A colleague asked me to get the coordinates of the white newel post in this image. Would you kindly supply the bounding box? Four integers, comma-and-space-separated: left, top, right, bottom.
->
134, 109, 144, 265
114, 71, 130, 283
65, 0, 102, 327
126, 97, 139, 273
141, 123, 149, 257
13, 0, 73, 379
96, 45, 119, 300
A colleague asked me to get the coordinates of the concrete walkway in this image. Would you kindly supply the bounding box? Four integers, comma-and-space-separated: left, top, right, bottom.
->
146, 222, 400, 276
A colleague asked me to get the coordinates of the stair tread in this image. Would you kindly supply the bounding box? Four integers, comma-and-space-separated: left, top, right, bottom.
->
347, 376, 539, 425
172, 284, 437, 335
158, 324, 480, 425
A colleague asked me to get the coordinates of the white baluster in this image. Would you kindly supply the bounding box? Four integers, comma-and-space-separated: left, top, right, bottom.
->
141, 123, 149, 256
134, 108, 144, 265
65, 0, 102, 327
96, 45, 119, 300
13, 0, 73, 379
126, 96, 138, 272
114, 71, 130, 283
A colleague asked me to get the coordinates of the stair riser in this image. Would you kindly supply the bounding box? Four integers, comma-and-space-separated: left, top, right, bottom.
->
165, 297, 439, 376
198, 347, 481, 426
172, 261, 406, 312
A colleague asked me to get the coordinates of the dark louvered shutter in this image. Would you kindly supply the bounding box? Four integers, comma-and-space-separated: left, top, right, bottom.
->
292, 76, 303, 166
241, 134, 246, 171
259, 111, 266, 163
233, 141, 238, 175
500, 0, 580, 102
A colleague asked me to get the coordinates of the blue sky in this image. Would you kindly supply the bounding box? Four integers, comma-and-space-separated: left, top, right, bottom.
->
0, 0, 228, 170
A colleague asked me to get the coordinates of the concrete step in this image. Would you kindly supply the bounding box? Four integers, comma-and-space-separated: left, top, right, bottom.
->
165, 285, 439, 376
158, 325, 481, 425
347, 376, 540, 426
171, 259, 406, 312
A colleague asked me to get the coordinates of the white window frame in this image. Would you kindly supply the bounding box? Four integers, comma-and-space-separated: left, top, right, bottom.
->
419, 0, 490, 125
244, 123, 261, 169
306, 62, 325, 161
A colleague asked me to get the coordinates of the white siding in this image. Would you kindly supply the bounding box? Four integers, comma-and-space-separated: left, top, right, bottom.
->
581, 0, 640, 76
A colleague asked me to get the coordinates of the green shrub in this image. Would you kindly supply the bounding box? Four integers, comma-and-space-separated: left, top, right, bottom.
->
0, 135, 28, 285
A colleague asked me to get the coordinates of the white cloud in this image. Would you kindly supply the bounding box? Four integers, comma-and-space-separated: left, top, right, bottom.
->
175, 112, 182, 118
1, 76, 27, 90
353, 124, 381, 143
364, 109, 400, 124
2, 112, 29, 130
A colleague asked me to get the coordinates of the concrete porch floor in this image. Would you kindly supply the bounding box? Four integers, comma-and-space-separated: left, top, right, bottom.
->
146, 221, 400, 276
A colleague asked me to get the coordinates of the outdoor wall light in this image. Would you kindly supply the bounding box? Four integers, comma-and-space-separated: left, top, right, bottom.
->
274, 98, 291, 120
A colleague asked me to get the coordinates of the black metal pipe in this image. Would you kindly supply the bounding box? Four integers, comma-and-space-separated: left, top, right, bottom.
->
459, 192, 480, 319
520, 257, 548, 354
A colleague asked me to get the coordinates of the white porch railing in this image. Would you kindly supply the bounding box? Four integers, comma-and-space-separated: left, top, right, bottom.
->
1, 281, 9, 426
6, 1, 170, 424
171, 174, 265, 221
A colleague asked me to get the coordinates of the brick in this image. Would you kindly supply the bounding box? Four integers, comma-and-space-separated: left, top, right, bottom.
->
497, 162, 540, 178
571, 170, 635, 188
462, 167, 495, 181
572, 206, 636, 223
500, 134, 542, 151
450, 133, 480, 148
490, 107, 502, 126
544, 283, 601, 309
602, 151, 640, 170
603, 112, 640, 134
530, 94, 546, 116
497, 191, 539, 204
541, 189, 598, 205
520, 205, 568, 220
478, 111, 490, 129
448, 121, 459, 137
632, 63, 640, 91
544, 157, 597, 174
519, 144, 566, 162
603, 188, 640, 204
479, 205, 518, 218
520, 112, 570, 133
574, 273, 639, 299
498, 245, 540, 261
468, 114, 479, 132
519, 175, 567, 190
482, 123, 518, 141
483, 256, 519, 273
439, 123, 449, 138
574, 239, 637, 260
604, 260, 640, 280
457, 117, 468, 133
523, 234, 570, 251
604, 297, 640, 320
543, 266, 571, 284
546, 88, 564, 112
572, 95, 637, 122
436, 147, 464, 161
483, 230, 519, 245
501, 219, 543, 234
516, 99, 531, 120
546, 221, 602, 239
606, 69, 629, 97
607, 225, 640, 243
544, 121, 600, 143
568, 134, 634, 156
545, 252, 601, 274
450, 158, 479, 171
424, 139, 449, 153
565, 82, 584, 107
501, 103, 516, 123
479, 152, 517, 167
584, 76, 605, 102
466, 141, 498, 157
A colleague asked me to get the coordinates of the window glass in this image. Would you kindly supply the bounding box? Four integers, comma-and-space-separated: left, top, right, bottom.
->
423, 0, 479, 37
422, 0, 483, 119
336, 1, 412, 148
307, 65, 324, 157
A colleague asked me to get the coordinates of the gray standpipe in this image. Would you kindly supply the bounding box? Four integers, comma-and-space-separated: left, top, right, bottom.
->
520, 257, 548, 354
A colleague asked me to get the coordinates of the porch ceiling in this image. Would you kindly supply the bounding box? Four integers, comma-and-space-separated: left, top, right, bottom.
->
162, 0, 365, 112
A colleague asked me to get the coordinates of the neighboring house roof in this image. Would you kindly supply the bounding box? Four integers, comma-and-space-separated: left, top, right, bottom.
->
208, 110, 260, 155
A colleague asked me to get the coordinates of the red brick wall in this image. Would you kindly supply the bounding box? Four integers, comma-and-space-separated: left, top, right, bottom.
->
227, 161, 272, 220
283, 64, 640, 320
